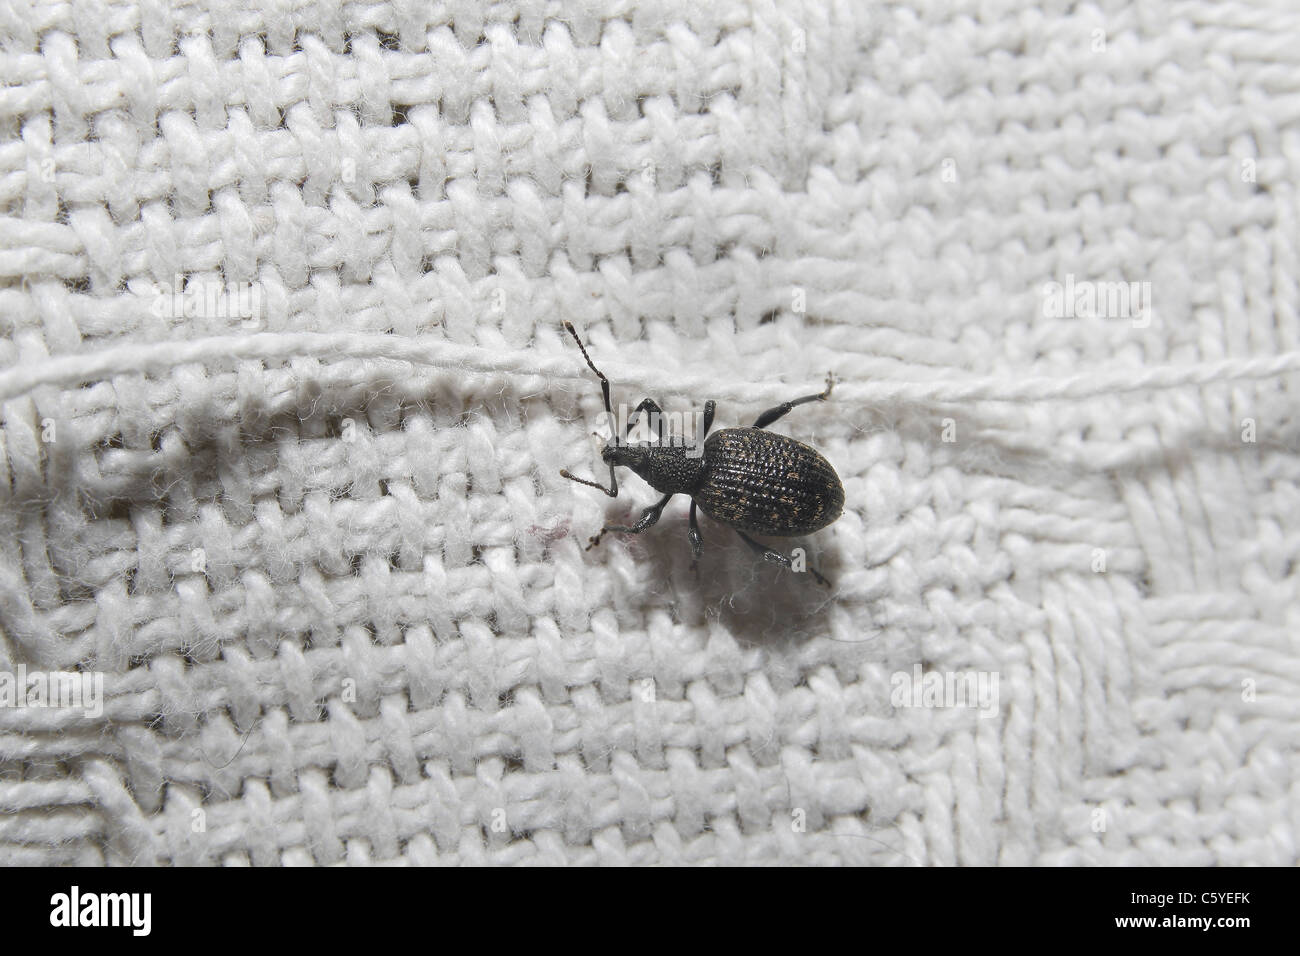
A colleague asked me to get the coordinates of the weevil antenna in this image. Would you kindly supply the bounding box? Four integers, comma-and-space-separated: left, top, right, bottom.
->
561, 322, 619, 497
564, 321, 613, 419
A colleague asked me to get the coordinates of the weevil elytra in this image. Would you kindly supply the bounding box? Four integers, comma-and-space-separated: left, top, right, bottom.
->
559, 322, 844, 586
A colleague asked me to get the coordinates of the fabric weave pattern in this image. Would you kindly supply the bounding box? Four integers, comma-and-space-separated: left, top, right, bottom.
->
0, 0, 1297, 865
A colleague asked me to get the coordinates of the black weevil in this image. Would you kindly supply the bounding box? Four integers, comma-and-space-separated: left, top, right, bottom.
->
559, 322, 844, 585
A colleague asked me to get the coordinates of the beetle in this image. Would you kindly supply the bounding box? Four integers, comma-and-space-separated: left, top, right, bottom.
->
558, 321, 843, 586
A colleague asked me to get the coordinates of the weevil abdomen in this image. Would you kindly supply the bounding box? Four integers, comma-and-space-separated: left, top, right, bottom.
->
694, 427, 844, 536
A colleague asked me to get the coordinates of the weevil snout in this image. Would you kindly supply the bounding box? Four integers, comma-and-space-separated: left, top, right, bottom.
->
601, 442, 646, 467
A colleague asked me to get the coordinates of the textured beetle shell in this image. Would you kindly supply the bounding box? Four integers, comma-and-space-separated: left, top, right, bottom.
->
694, 427, 844, 536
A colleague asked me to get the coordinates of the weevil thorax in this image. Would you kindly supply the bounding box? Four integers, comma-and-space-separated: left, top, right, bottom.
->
602, 440, 705, 496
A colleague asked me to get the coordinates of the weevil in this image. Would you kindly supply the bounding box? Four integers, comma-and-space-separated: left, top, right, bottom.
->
559, 322, 844, 586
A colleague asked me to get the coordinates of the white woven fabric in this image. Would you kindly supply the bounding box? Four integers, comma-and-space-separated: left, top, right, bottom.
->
1, 0, 1298, 865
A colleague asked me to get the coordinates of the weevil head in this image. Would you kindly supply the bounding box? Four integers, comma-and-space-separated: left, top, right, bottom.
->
601, 441, 647, 469
562, 322, 704, 497
603, 438, 704, 495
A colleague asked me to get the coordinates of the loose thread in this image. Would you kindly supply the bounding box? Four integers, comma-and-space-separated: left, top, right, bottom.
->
1, 331, 1298, 406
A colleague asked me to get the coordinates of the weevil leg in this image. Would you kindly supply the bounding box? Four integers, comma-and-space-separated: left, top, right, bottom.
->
587, 493, 674, 550
702, 400, 715, 437
751, 373, 835, 429
688, 500, 703, 576
733, 529, 830, 587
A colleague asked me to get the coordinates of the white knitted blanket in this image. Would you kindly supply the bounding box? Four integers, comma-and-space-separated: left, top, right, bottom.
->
2, 0, 1298, 865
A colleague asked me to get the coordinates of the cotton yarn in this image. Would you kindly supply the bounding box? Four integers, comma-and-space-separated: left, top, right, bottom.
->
1, 0, 1297, 865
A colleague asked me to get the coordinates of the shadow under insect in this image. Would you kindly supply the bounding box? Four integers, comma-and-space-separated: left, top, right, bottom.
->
608, 505, 841, 645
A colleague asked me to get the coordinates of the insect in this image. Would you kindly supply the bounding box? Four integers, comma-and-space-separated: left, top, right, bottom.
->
559, 322, 844, 586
